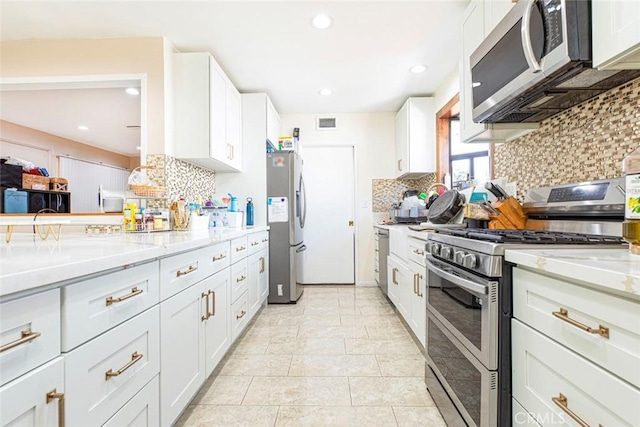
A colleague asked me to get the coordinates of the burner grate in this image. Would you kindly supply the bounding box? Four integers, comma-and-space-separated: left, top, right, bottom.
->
435, 228, 625, 245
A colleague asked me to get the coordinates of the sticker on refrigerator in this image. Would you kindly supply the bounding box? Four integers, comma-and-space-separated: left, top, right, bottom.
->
268, 197, 288, 223
272, 156, 286, 167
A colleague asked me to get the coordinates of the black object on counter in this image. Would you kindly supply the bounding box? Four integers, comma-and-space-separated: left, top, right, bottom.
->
427, 190, 466, 224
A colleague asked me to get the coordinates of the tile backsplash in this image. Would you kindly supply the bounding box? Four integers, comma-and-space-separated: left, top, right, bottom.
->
494, 76, 640, 201
147, 154, 216, 203
372, 174, 436, 213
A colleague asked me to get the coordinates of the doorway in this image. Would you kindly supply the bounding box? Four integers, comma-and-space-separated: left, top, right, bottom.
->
301, 145, 355, 284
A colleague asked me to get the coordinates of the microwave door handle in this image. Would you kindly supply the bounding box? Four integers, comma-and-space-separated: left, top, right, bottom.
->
426, 258, 487, 297
521, 0, 542, 73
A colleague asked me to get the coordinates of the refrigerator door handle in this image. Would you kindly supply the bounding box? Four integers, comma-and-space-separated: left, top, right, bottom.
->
296, 244, 307, 253
299, 174, 307, 228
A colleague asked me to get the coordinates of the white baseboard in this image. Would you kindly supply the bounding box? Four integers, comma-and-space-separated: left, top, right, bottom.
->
356, 281, 378, 287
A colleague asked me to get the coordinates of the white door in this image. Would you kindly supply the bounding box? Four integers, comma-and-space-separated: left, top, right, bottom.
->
301, 145, 355, 284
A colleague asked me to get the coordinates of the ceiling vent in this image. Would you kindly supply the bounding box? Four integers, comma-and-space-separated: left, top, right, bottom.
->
316, 116, 337, 131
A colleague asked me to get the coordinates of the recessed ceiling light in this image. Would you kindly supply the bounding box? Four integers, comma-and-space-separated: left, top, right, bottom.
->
319, 88, 332, 96
136, 146, 142, 150
311, 14, 333, 29
410, 65, 428, 74
125, 87, 140, 95
78, 125, 89, 130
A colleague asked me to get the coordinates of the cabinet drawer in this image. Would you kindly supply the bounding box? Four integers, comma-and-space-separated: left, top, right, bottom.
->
200, 241, 230, 275
231, 292, 249, 341
0, 357, 64, 427
61, 261, 159, 351
160, 250, 208, 300
512, 320, 640, 427
512, 398, 542, 426
513, 267, 640, 388
230, 258, 248, 303
230, 236, 248, 264
407, 237, 426, 267
247, 231, 269, 256
65, 306, 160, 427
0, 289, 60, 387
102, 375, 159, 427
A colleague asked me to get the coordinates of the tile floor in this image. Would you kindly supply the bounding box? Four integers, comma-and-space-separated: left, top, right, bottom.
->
175, 285, 446, 427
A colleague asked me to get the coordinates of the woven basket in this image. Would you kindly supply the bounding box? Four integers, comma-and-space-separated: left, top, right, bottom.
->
50, 177, 69, 192
130, 184, 167, 198
22, 173, 50, 190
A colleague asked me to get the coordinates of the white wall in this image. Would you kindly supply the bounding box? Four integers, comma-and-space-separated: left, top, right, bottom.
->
280, 112, 395, 286
434, 65, 460, 112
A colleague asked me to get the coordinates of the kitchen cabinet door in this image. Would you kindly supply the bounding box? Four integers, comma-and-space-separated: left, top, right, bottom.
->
408, 260, 426, 348
160, 281, 207, 427
247, 251, 261, 318
203, 269, 231, 377
593, 0, 640, 69
259, 249, 269, 304
0, 357, 64, 427
266, 97, 281, 146
394, 98, 435, 179
225, 81, 242, 171
387, 255, 410, 319
209, 59, 227, 164
394, 101, 408, 178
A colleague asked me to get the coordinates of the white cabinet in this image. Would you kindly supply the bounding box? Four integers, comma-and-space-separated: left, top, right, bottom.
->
248, 248, 269, 318
203, 269, 231, 378
215, 94, 279, 227
407, 238, 427, 348
593, 0, 640, 69
160, 282, 207, 427
394, 97, 435, 179
0, 357, 64, 427
0, 289, 60, 387
460, 0, 537, 143
173, 52, 243, 172
64, 306, 160, 427
387, 254, 410, 319
103, 376, 159, 427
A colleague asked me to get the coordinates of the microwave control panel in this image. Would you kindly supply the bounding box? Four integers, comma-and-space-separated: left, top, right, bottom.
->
541, 0, 563, 55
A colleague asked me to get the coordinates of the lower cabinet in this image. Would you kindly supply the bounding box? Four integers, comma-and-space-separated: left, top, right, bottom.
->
248, 248, 269, 317
407, 259, 426, 348
0, 357, 64, 427
103, 376, 160, 427
203, 269, 232, 378
65, 306, 160, 427
387, 254, 410, 319
231, 292, 249, 341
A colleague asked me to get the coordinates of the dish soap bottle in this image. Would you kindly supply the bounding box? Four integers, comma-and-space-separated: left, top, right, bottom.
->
623, 147, 640, 255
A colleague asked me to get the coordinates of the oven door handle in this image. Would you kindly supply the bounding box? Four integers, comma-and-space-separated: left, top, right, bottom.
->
426, 258, 487, 297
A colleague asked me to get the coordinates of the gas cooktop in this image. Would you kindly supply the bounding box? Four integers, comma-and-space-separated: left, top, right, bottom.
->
434, 228, 625, 245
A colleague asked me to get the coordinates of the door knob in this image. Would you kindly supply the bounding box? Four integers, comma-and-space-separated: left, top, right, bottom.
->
349, 221, 354, 226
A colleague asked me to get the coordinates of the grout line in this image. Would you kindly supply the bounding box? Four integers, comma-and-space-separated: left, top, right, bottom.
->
240, 376, 255, 405
390, 405, 400, 427
273, 405, 280, 427
347, 376, 354, 407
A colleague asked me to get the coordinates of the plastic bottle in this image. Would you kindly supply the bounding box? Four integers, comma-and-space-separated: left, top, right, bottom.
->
228, 193, 238, 212
246, 197, 254, 226
623, 147, 640, 255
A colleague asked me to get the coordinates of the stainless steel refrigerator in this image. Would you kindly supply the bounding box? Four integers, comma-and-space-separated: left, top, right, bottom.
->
266, 151, 306, 303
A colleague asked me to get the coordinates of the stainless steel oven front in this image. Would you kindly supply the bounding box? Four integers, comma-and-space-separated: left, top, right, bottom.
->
425, 253, 498, 370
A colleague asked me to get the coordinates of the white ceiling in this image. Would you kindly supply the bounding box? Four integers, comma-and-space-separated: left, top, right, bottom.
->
0, 0, 468, 153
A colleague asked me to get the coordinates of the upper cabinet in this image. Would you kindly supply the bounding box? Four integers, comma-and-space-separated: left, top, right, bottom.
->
173, 52, 242, 172
460, 0, 537, 143
265, 96, 281, 148
593, 0, 640, 69
394, 97, 435, 179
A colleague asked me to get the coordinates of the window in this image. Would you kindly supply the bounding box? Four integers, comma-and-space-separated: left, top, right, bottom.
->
449, 118, 490, 189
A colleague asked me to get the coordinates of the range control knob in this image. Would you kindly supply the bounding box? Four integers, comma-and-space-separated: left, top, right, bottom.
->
430, 243, 441, 256
463, 253, 478, 269
454, 250, 466, 264
441, 246, 453, 260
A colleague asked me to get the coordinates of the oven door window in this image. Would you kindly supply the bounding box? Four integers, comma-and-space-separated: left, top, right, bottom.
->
428, 315, 482, 426
427, 266, 483, 350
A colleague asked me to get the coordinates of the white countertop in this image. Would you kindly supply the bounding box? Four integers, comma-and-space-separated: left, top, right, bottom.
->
0, 226, 269, 298
505, 248, 640, 300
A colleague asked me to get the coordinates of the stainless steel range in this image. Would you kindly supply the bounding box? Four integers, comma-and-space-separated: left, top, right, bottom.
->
423, 179, 627, 427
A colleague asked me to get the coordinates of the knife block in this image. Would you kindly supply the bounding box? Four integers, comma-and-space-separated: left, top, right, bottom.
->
488, 197, 526, 230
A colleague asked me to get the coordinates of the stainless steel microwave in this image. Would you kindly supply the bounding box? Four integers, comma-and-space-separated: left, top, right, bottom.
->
470, 0, 640, 124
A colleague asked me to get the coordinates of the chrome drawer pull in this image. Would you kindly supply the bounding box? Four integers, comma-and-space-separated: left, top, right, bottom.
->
392, 268, 398, 285
236, 246, 246, 252
201, 292, 211, 321
176, 265, 197, 277
413, 249, 425, 256
552, 308, 610, 339
552, 393, 599, 427
210, 290, 216, 316
262, 238, 269, 243
106, 287, 143, 306
413, 273, 418, 294
417, 274, 423, 297
0, 328, 41, 353
46, 389, 65, 427
236, 275, 246, 283
213, 254, 227, 261
105, 352, 143, 380
259, 257, 265, 273
236, 310, 246, 320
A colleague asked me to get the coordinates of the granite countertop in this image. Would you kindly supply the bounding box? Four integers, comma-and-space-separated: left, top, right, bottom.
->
0, 226, 269, 298
505, 248, 640, 301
